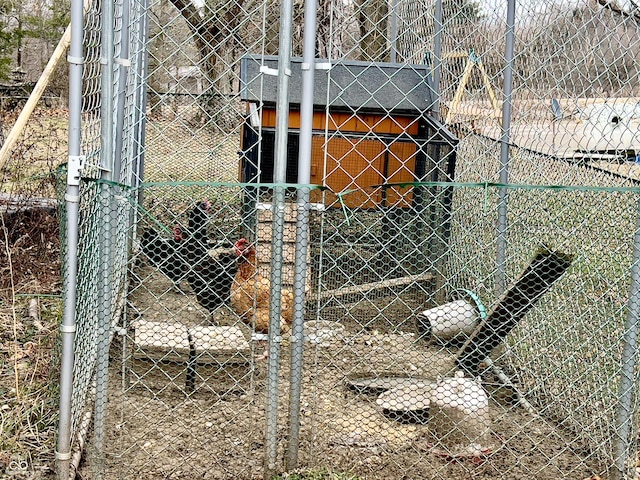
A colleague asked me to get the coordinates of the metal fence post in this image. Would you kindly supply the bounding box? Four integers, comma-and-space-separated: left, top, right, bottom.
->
496, 0, 516, 295
286, 0, 317, 468
114, 0, 130, 181
431, 0, 443, 121
265, 0, 294, 475
131, 0, 150, 205
613, 199, 640, 480
93, 0, 116, 476
56, 0, 84, 476
389, 0, 398, 63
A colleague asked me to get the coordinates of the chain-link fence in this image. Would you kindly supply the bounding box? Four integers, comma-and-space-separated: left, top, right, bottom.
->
57, 0, 640, 479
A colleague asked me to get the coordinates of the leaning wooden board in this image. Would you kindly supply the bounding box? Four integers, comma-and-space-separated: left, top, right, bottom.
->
456, 248, 574, 376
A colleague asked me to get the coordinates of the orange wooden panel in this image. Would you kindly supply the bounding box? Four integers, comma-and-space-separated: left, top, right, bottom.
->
321, 137, 386, 208
326, 112, 420, 135
248, 108, 423, 209
385, 142, 418, 207
258, 108, 419, 135
308, 137, 420, 208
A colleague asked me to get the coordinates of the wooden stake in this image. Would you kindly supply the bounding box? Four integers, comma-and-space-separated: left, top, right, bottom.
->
0, 24, 71, 171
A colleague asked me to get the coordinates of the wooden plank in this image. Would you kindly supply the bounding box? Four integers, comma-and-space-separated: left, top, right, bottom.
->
257, 202, 299, 222
190, 325, 250, 364
309, 271, 434, 302
455, 249, 574, 376
256, 200, 313, 288
260, 109, 421, 135
257, 263, 298, 285
0, 193, 57, 215
257, 242, 298, 264
257, 221, 297, 242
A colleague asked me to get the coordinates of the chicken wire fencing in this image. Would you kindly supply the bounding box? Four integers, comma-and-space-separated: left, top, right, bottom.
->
55, 0, 640, 479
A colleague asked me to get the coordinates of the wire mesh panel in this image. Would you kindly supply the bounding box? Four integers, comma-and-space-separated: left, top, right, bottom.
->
61, 0, 640, 479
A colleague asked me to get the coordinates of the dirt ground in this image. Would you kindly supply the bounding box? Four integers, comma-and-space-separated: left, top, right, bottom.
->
76, 266, 605, 480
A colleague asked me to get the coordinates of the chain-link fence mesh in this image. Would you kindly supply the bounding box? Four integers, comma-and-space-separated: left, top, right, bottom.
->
60, 0, 640, 478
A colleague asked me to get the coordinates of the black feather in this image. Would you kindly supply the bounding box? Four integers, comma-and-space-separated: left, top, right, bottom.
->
188, 251, 238, 314
184, 200, 238, 313
140, 228, 188, 289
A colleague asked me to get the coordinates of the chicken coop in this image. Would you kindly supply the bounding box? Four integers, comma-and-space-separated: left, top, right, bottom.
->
53, 0, 640, 479
239, 55, 458, 282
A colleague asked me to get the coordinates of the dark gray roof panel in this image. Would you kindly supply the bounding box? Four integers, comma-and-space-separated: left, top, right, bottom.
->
240, 55, 436, 114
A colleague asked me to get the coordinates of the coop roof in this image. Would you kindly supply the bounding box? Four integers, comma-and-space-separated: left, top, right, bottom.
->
240, 55, 436, 114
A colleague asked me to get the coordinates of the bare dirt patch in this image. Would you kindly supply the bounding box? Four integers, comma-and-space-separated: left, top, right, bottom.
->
77, 265, 603, 480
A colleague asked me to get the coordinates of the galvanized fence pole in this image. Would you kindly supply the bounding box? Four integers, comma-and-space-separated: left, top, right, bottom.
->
613, 199, 640, 480
431, 0, 443, 121
114, 0, 130, 180
93, 0, 116, 475
496, 0, 516, 295
265, 0, 294, 475
286, 0, 317, 468
56, 0, 84, 476
389, 0, 397, 63
132, 0, 150, 205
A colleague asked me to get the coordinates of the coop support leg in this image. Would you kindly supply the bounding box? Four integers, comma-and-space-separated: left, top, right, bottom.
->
186, 332, 197, 394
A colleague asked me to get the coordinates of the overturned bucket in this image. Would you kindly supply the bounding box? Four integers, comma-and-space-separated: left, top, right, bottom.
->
416, 298, 479, 343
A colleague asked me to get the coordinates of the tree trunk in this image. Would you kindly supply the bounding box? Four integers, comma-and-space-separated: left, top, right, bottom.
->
355, 0, 389, 61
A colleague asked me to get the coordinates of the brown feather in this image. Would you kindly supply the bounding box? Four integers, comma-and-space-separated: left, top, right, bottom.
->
230, 241, 294, 334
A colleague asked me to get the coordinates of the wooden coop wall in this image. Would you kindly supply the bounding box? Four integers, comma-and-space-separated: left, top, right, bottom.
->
241, 108, 424, 209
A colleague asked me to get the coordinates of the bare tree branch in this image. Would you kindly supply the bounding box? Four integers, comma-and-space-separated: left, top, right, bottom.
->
597, 0, 640, 21
167, 0, 206, 35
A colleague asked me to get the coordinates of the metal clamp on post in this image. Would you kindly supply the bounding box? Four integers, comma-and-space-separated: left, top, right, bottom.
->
67, 55, 84, 65
259, 65, 292, 77
113, 326, 127, 336
60, 324, 77, 334
115, 57, 131, 67
260, 65, 279, 76
67, 155, 85, 186
55, 450, 72, 461
315, 62, 331, 70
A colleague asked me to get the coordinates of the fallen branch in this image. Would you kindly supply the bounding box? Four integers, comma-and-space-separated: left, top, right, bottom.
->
1, 211, 21, 398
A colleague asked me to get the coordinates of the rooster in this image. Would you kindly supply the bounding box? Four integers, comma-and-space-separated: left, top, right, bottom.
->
230, 238, 294, 342
140, 224, 188, 292
185, 200, 238, 320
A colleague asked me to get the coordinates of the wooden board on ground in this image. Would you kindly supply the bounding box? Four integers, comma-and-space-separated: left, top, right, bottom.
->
133, 319, 190, 361
131, 320, 252, 393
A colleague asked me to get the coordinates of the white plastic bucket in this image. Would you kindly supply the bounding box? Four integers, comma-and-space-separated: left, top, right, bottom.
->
417, 299, 478, 342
